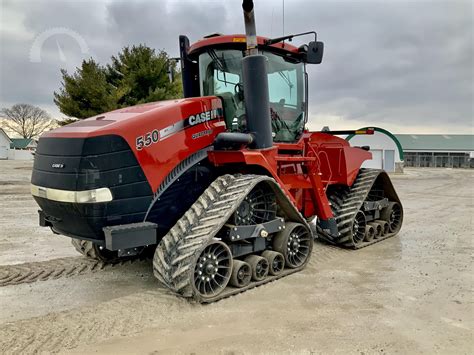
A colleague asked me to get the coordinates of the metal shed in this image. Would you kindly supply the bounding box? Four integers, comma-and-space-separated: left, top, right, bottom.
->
346, 127, 404, 173
395, 134, 474, 168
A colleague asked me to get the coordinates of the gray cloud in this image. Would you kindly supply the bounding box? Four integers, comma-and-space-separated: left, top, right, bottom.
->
0, 0, 472, 133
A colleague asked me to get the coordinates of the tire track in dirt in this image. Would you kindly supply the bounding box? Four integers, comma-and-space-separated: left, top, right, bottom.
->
0, 289, 191, 354
0, 239, 352, 288
0, 243, 364, 354
0, 256, 150, 287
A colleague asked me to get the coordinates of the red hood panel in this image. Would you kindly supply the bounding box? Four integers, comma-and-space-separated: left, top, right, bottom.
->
42, 97, 226, 192
44, 99, 191, 138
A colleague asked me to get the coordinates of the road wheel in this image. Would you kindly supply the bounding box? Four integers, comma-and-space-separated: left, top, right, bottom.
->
364, 224, 375, 242
262, 250, 285, 276
369, 222, 383, 238
230, 260, 252, 288
244, 255, 269, 281
375, 220, 389, 235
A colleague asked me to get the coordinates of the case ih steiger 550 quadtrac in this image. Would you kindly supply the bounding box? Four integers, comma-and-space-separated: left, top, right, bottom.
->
31, 0, 403, 302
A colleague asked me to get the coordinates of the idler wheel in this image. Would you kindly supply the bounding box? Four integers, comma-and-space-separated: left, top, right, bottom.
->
273, 222, 312, 268
381, 202, 403, 233
192, 240, 233, 299
351, 211, 367, 245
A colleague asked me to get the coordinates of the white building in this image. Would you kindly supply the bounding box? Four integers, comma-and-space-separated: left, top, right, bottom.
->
0, 129, 36, 160
0, 128, 11, 160
346, 127, 404, 173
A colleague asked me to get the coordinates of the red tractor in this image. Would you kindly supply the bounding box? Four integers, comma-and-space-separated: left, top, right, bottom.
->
31, 0, 403, 302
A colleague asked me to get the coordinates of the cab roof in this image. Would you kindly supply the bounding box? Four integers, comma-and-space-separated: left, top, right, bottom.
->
188, 34, 300, 56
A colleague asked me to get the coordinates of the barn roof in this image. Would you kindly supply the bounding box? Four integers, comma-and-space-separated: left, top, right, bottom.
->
10, 138, 34, 149
395, 134, 474, 152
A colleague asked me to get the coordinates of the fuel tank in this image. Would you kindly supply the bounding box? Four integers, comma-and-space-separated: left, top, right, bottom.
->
31, 97, 226, 241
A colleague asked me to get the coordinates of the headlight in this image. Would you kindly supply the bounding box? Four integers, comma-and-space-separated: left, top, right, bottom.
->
31, 184, 113, 203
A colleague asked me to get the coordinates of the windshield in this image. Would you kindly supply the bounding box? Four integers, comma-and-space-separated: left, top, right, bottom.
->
199, 49, 306, 142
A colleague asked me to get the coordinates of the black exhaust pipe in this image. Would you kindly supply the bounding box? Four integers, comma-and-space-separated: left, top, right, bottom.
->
241, 0, 273, 149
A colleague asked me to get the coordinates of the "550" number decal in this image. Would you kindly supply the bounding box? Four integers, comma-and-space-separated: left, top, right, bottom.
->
136, 129, 160, 151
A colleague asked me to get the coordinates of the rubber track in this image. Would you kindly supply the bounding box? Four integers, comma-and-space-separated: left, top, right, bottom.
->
0, 256, 148, 287
153, 174, 313, 303
71, 239, 107, 261
321, 168, 401, 249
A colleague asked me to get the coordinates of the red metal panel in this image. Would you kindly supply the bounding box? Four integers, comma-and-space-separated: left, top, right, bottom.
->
41, 97, 227, 192
188, 34, 299, 55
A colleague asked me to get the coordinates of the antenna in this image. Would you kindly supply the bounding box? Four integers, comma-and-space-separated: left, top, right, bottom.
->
282, 0, 285, 36
270, 7, 275, 37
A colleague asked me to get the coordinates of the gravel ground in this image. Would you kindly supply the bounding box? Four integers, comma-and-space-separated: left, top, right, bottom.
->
0, 160, 472, 354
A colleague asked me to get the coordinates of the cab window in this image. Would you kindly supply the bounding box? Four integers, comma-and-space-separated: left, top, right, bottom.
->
199, 48, 306, 142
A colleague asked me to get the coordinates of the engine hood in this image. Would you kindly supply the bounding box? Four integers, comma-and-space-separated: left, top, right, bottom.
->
44, 97, 221, 139
38, 96, 226, 193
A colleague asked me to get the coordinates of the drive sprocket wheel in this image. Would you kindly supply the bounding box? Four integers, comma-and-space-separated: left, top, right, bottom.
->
232, 184, 276, 225
273, 222, 312, 268
192, 240, 233, 299
71, 239, 119, 262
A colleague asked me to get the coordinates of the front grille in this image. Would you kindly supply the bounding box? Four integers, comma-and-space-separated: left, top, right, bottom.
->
31, 135, 153, 240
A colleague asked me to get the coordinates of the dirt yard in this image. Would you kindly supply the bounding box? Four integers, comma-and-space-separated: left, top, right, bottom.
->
0, 160, 472, 354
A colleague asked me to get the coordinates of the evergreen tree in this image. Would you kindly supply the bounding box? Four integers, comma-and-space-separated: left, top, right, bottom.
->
54, 59, 115, 119
107, 45, 182, 107
54, 45, 182, 119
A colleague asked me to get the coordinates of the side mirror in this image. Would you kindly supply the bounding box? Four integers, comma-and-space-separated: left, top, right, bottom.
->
306, 41, 324, 64
168, 58, 180, 83
168, 64, 175, 83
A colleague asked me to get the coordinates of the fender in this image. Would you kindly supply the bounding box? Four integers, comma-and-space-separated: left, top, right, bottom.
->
144, 147, 216, 237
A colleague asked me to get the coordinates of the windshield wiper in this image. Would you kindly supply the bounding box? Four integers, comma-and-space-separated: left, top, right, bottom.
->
208, 49, 225, 72
264, 31, 317, 46
278, 71, 293, 99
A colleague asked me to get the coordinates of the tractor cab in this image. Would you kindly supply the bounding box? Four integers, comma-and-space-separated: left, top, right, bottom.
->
180, 34, 323, 143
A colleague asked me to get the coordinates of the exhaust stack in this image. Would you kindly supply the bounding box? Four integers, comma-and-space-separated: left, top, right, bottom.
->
241, 0, 273, 149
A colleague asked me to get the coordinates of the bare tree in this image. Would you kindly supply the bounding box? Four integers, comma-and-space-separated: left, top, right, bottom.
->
1, 104, 54, 139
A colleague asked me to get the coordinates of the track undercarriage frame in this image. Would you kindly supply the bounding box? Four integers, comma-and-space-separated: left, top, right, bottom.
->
148, 133, 403, 301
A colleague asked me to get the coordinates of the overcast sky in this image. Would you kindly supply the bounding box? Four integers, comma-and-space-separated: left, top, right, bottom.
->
0, 0, 472, 133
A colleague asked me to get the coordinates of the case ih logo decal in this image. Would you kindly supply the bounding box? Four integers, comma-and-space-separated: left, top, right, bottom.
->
135, 108, 223, 151
186, 109, 222, 127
